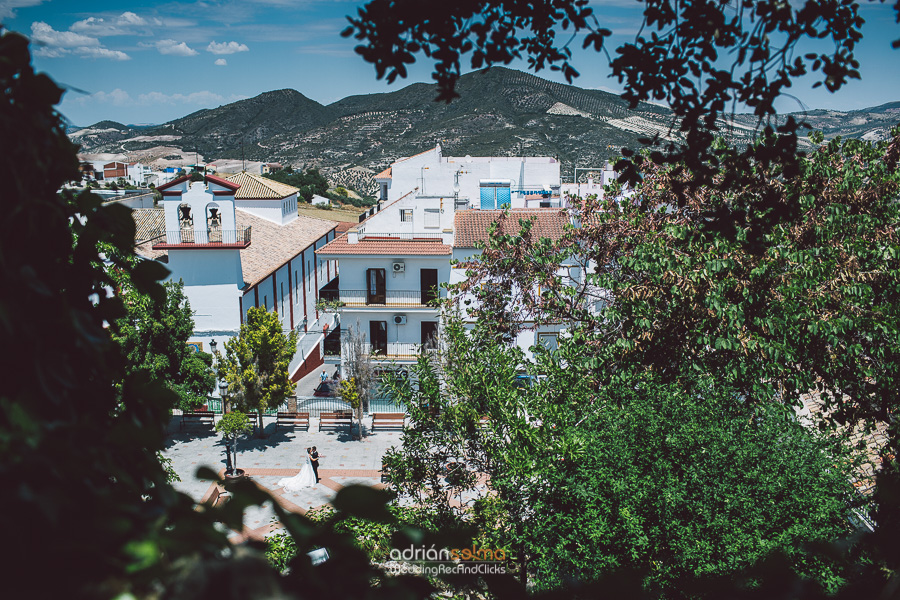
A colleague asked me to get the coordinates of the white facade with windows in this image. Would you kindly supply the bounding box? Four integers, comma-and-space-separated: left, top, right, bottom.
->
319, 146, 570, 374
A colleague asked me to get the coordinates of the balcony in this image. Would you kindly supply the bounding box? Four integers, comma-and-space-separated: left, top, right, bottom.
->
365, 342, 424, 359
329, 289, 442, 308
151, 227, 252, 249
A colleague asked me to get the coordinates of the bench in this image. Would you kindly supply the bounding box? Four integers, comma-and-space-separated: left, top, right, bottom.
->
204, 485, 229, 508
319, 411, 352, 432
276, 411, 310, 431
181, 410, 214, 430
371, 412, 406, 430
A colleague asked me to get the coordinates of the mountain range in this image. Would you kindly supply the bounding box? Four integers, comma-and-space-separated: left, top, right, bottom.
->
70, 67, 900, 190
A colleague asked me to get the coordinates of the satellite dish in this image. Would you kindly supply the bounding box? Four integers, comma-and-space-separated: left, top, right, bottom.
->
465, 155, 472, 163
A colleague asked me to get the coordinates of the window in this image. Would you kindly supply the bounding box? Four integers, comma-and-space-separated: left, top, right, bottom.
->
400, 209, 413, 222
424, 208, 440, 228
294, 270, 299, 303
479, 181, 511, 209
307, 260, 311, 291
280, 282, 285, 315
381, 183, 388, 201
263, 295, 268, 310
537, 333, 558, 352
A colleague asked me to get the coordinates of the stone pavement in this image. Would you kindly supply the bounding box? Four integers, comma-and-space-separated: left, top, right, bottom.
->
163, 416, 402, 541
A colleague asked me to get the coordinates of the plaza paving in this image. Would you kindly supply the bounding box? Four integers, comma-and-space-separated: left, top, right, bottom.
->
163, 413, 403, 541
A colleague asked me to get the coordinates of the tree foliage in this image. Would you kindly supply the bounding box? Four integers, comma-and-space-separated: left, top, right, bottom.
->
440, 131, 900, 595
383, 322, 859, 595
461, 132, 900, 426
110, 279, 216, 410
215, 411, 254, 470
265, 167, 329, 202
219, 306, 298, 429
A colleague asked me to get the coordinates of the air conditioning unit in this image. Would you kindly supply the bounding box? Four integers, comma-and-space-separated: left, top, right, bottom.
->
393, 314, 407, 325
392, 261, 405, 273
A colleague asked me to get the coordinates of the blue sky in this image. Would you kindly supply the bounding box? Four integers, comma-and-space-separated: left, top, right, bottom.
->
2, 0, 898, 126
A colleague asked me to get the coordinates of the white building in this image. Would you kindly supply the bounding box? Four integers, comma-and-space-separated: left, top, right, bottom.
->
317, 145, 569, 374
374, 144, 561, 209
134, 173, 343, 383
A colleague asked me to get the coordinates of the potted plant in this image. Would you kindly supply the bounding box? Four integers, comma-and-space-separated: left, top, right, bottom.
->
215, 411, 253, 480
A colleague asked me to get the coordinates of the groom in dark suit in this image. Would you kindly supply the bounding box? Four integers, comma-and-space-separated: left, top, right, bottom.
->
310, 446, 320, 482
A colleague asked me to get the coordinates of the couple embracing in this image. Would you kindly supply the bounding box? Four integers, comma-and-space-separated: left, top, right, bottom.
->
277, 446, 322, 492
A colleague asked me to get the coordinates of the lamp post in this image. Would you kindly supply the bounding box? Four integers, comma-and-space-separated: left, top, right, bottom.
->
209, 338, 217, 355
218, 380, 233, 474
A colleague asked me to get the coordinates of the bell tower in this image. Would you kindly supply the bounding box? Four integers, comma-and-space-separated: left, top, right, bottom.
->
153, 174, 250, 333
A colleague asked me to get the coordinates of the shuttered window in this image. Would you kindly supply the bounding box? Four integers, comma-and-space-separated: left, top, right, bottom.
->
424, 208, 440, 228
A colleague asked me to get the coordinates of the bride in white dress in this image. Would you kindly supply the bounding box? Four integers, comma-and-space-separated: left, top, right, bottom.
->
278, 447, 317, 491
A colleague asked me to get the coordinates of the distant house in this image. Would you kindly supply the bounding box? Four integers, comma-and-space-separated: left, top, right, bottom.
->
103, 161, 128, 180
261, 162, 283, 175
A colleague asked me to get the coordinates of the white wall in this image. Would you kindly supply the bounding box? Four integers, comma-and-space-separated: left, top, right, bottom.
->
235, 193, 298, 225
342, 310, 440, 348
335, 255, 450, 296
240, 229, 338, 333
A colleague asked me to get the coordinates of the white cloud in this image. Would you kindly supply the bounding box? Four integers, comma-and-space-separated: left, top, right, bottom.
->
0, 0, 46, 20
137, 91, 246, 106
206, 40, 249, 55
71, 12, 148, 37
79, 46, 131, 61
72, 88, 133, 106
215, 58, 227, 66
30, 21, 131, 60
31, 22, 100, 48
73, 89, 246, 108
152, 39, 198, 56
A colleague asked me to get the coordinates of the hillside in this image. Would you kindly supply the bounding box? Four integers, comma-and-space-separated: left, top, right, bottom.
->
73, 67, 899, 189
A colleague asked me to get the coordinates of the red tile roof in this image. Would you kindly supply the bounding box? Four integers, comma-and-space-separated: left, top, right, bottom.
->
316, 233, 451, 256
156, 174, 190, 191
205, 173, 240, 190
374, 167, 392, 179
334, 221, 357, 233
453, 209, 569, 249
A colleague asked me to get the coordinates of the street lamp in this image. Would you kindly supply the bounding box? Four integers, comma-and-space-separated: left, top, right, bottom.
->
218, 380, 233, 474
209, 338, 217, 354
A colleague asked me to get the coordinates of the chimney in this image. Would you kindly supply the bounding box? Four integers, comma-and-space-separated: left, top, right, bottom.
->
347, 228, 359, 244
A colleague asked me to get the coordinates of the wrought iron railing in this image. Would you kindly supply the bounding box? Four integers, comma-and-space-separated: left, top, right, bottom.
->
338, 289, 442, 307
152, 226, 251, 247
296, 396, 352, 417
363, 342, 423, 359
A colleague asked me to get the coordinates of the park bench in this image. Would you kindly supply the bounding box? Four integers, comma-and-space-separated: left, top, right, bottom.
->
371, 412, 406, 430
276, 411, 310, 431
319, 411, 352, 432
181, 410, 214, 430
202, 485, 229, 508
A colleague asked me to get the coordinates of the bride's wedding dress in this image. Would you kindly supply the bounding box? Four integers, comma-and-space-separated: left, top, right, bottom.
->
278, 455, 317, 491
